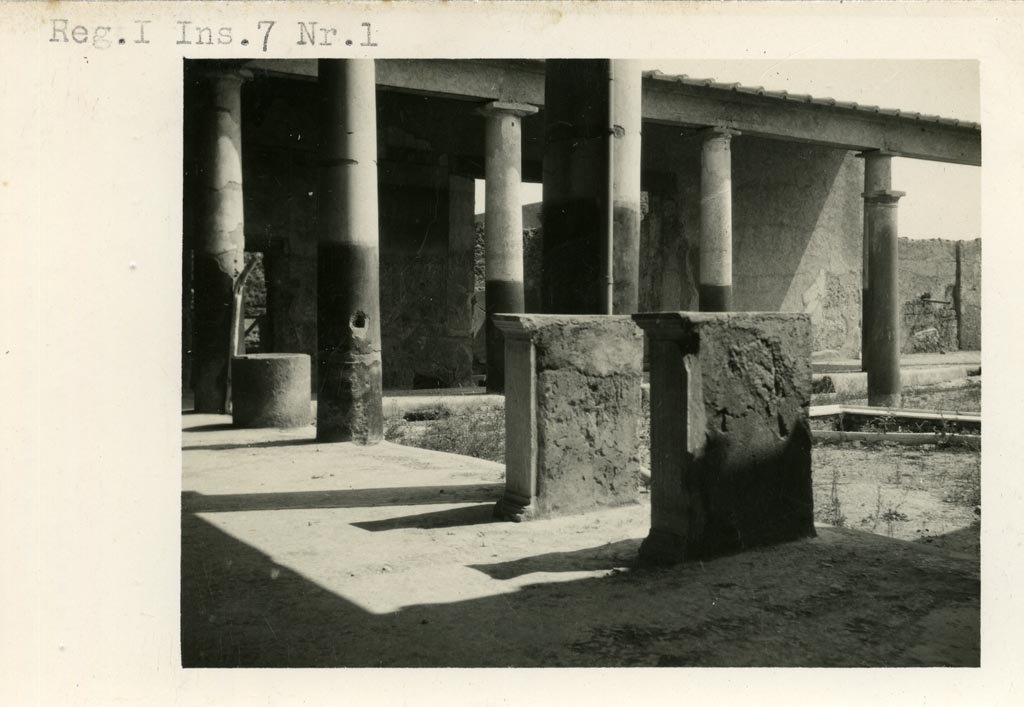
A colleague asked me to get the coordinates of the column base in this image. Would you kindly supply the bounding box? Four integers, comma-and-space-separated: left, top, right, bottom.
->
699, 284, 732, 312
867, 392, 902, 409
492, 491, 534, 523
637, 528, 688, 567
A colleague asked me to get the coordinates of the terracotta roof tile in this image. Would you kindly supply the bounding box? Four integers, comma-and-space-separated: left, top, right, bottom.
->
641, 69, 980, 130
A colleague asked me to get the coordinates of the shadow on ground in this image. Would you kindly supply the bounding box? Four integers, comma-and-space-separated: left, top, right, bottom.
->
182, 507, 979, 668
352, 503, 498, 531
182, 438, 321, 452
469, 539, 640, 579
182, 484, 503, 513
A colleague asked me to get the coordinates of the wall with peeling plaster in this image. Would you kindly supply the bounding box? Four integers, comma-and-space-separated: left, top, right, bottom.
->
639, 134, 864, 357
731, 138, 864, 357
898, 237, 981, 353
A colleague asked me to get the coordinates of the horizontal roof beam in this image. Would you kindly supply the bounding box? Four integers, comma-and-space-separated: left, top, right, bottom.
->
641, 83, 980, 166
243, 59, 980, 166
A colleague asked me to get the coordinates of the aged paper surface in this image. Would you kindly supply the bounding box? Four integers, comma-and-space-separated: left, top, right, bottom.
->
0, 1, 1019, 704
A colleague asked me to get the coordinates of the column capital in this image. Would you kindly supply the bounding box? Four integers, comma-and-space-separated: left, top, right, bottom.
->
856, 148, 898, 160
476, 101, 539, 119
697, 125, 741, 142
862, 189, 906, 204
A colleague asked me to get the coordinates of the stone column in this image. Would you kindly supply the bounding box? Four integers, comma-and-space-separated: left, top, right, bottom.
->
492, 314, 642, 521
698, 127, 739, 312
611, 60, 643, 314
478, 101, 539, 392
632, 312, 815, 565
193, 69, 247, 414
857, 150, 893, 372
864, 188, 905, 408
541, 59, 610, 314
316, 59, 383, 443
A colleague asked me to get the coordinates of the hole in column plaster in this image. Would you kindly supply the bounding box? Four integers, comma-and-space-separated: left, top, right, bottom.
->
351, 311, 368, 331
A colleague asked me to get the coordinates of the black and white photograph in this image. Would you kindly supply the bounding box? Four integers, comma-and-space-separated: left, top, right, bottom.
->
181, 56, 981, 669
3, 0, 1023, 704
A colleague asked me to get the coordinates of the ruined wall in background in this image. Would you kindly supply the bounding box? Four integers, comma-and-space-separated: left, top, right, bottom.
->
897, 237, 981, 353
957, 239, 981, 350
730, 138, 864, 357
897, 238, 958, 353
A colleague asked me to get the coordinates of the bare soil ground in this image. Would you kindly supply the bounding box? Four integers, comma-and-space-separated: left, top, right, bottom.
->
386, 381, 981, 549
813, 444, 980, 547
180, 380, 981, 667
182, 416, 979, 667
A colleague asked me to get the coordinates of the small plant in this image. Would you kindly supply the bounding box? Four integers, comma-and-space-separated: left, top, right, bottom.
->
881, 507, 910, 537
384, 415, 410, 441
819, 468, 846, 528
943, 455, 982, 508
862, 486, 910, 537
865, 486, 884, 532
391, 405, 505, 462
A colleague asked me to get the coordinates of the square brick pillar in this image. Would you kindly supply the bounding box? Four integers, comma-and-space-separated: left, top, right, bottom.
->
632, 312, 815, 564
492, 315, 643, 520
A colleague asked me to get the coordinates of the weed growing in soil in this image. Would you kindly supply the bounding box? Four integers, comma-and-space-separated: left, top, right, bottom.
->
386, 405, 505, 463
817, 468, 846, 527
943, 455, 982, 508
813, 379, 981, 412
861, 486, 911, 537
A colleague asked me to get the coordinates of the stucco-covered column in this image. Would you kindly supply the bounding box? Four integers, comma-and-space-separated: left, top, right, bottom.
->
699, 127, 739, 312
316, 59, 383, 443
864, 188, 905, 408
611, 60, 643, 314
193, 69, 247, 414
478, 101, 539, 393
541, 59, 610, 314
858, 150, 893, 372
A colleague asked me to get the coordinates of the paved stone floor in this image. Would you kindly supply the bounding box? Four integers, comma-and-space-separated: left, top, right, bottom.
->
181, 414, 979, 667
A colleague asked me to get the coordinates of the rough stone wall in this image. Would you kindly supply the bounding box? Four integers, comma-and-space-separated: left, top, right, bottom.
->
636, 312, 815, 565
730, 138, 864, 357
897, 238, 959, 353
530, 317, 643, 517
958, 239, 981, 350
